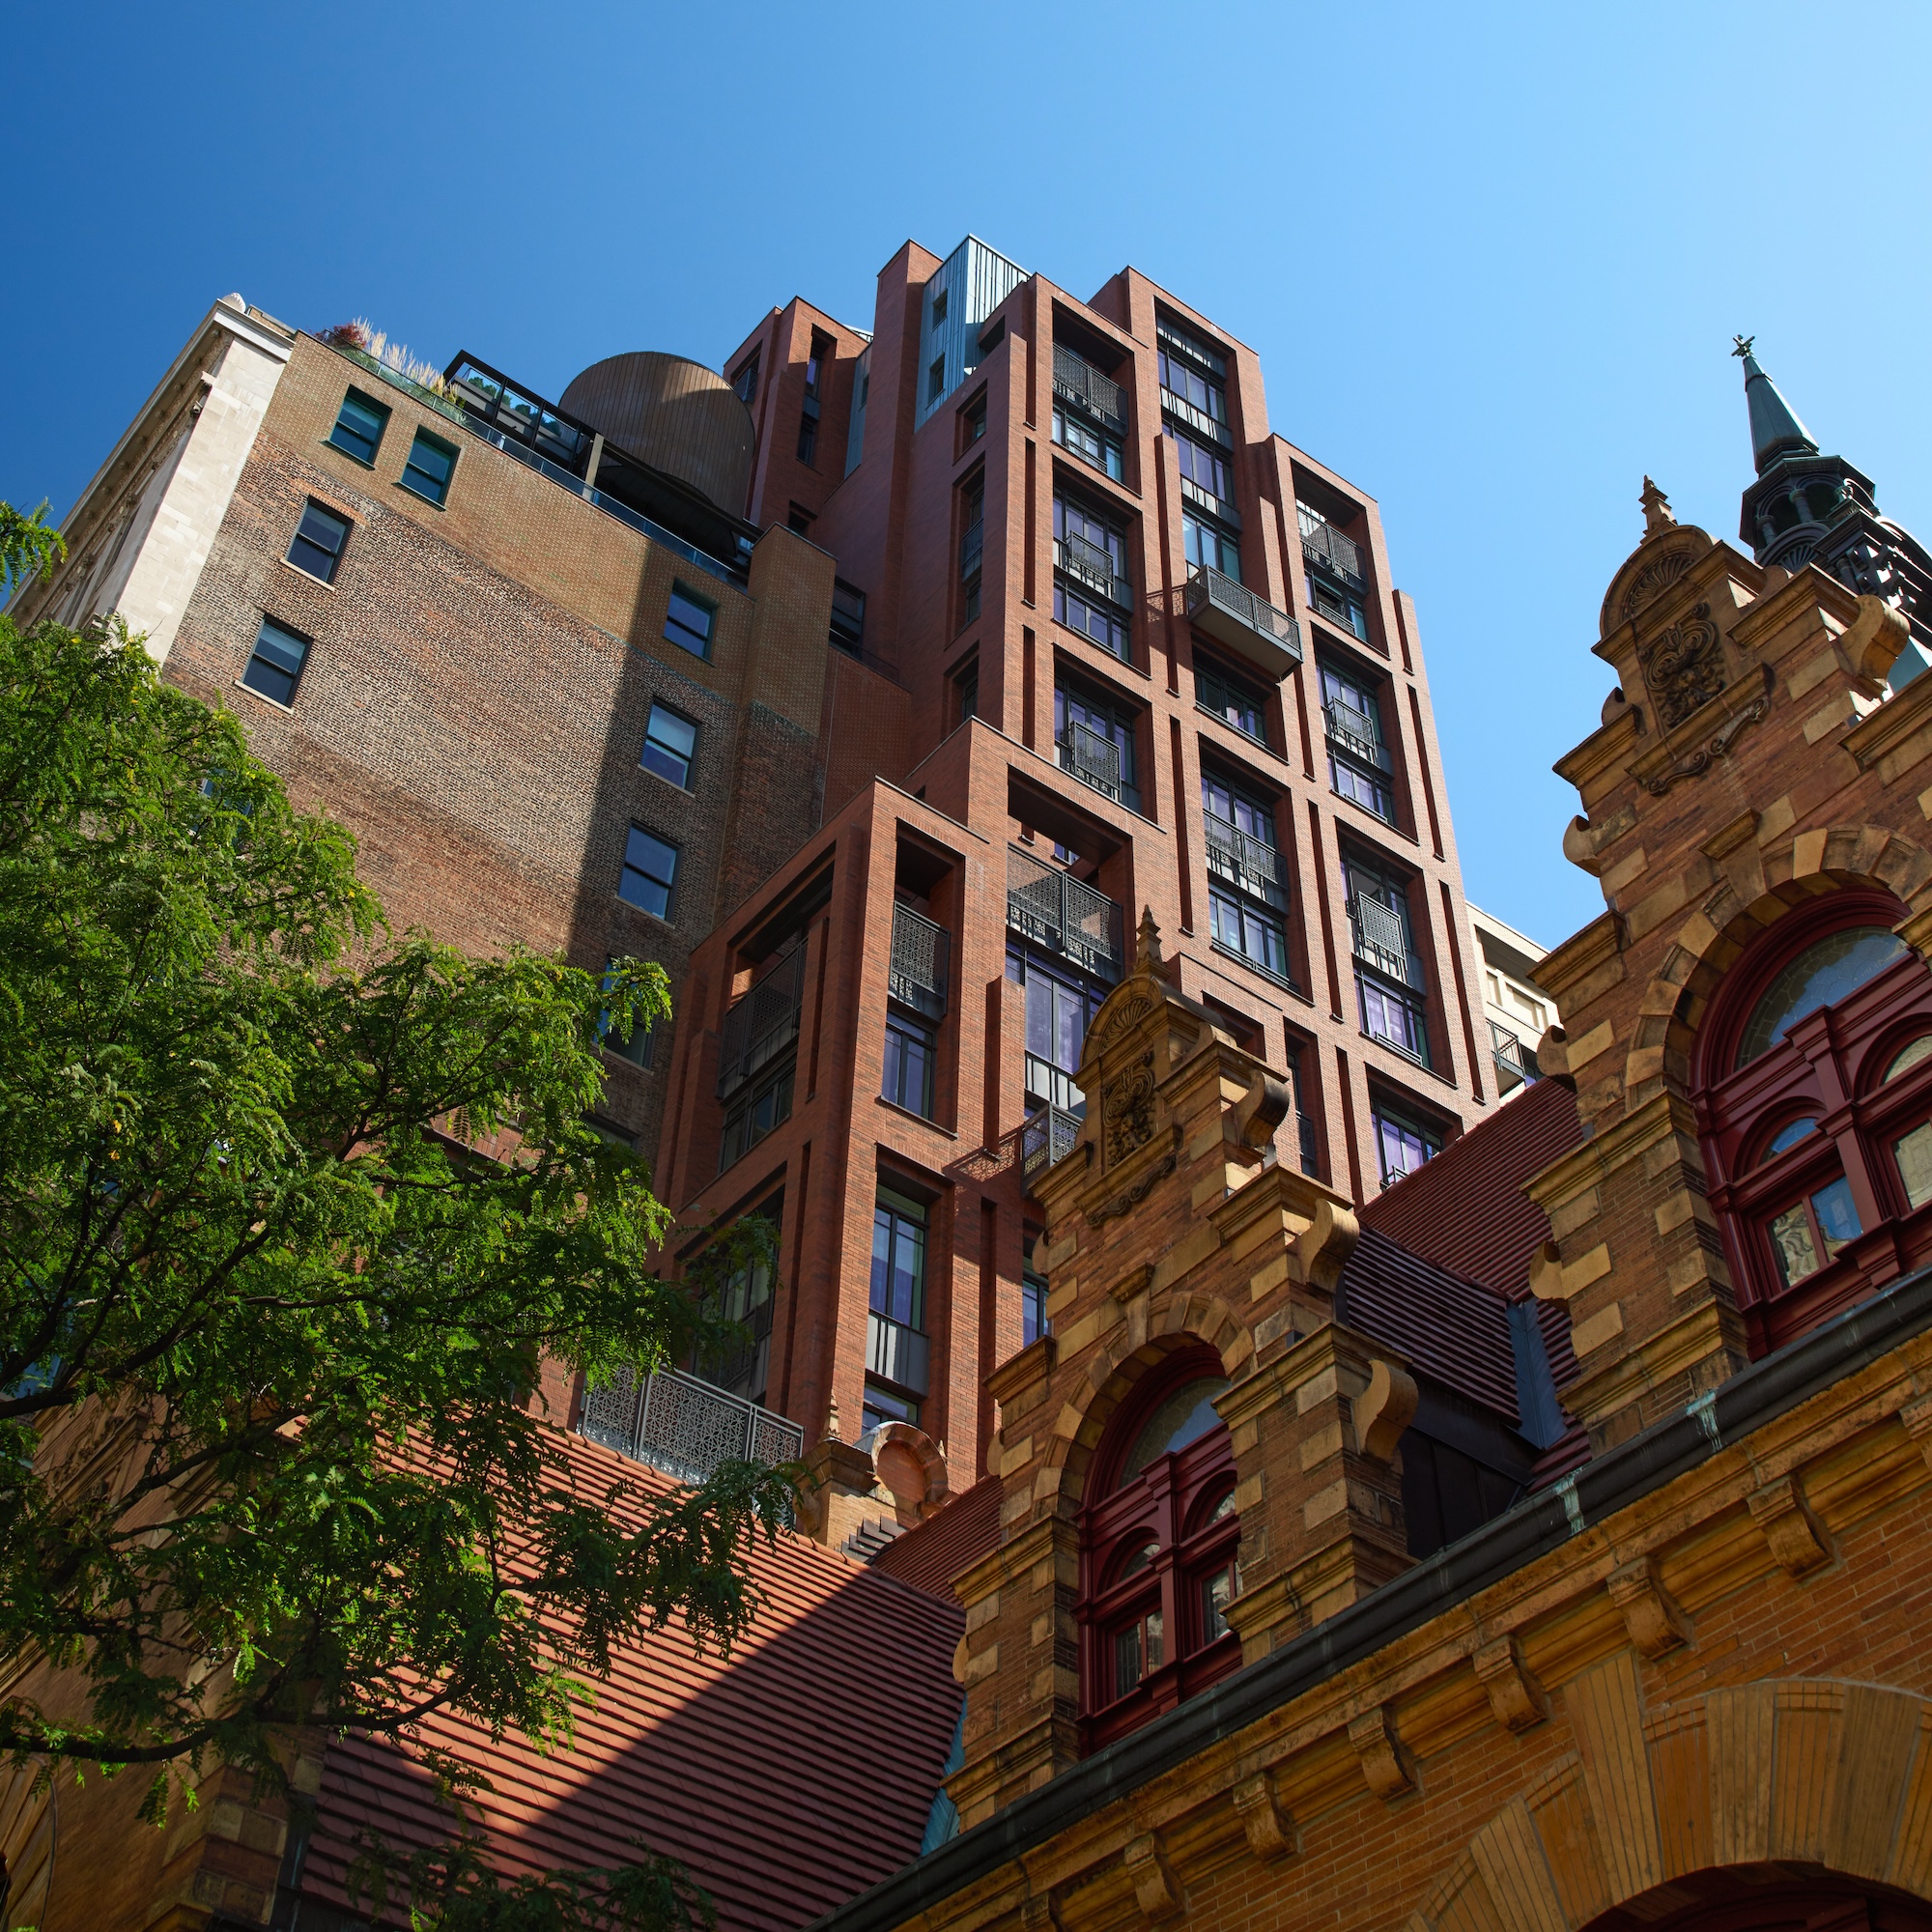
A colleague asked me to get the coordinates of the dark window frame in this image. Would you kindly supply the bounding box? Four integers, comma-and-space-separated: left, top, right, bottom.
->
665, 582, 717, 661
399, 426, 459, 507
286, 500, 351, 584
640, 701, 698, 789
617, 825, 679, 921
327, 387, 390, 467
242, 616, 313, 708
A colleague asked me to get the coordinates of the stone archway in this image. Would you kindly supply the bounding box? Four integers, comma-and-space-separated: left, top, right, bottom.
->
1621, 825, 1932, 1108
1410, 1659, 1932, 1932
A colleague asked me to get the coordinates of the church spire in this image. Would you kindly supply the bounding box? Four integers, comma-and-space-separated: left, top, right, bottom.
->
1733, 334, 1818, 475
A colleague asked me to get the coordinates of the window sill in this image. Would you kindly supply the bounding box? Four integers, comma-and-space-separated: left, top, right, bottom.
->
1358, 1029, 1459, 1088
278, 557, 338, 592
1208, 939, 1300, 998
1193, 702, 1282, 762
1328, 786, 1417, 842
1052, 619, 1147, 678
875, 1094, 957, 1138
639, 764, 696, 795
234, 677, 296, 714
612, 896, 675, 928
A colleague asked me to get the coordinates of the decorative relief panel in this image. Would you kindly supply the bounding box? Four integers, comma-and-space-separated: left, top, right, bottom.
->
1102, 1052, 1156, 1166
1638, 601, 1726, 728
1619, 545, 1694, 621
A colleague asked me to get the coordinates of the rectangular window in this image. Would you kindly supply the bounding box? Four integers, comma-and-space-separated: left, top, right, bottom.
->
640, 702, 697, 788
963, 393, 987, 446
1348, 854, 1430, 1065
242, 617, 311, 707
1022, 1265, 1049, 1347
805, 334, 829, 396
1373, 1099, 1442, 1188
1054, 682, 1139, 811
1052, 407, 1123, 481
870, 1189, 928, 1330
830, 580, 867, 655
1209, 890, 1291, 981
665, 582, 716, 660
796, 414, 818, 466
1158, 333, 1228, 425
598, 960, 656, 1067
327, 387, 390, 466
883, 1014, 937, 1118
720, 1059, 793, 1172
960, 481, 984, 624
618, 826, 678, 919
694, 1199, 780, 1400
864, 1380, 920, 1432
399, 428, 458, 506
954, 661, 979, 725
1196, 659, 1265, 742
1182, 510, 1240, 582
731, 353, 759, 405
1054, 495, 1131, 659
1173, 429, 1233, 502
1322, 661, 1396, 821
928, 355, 947, 403
286, 500, 350, 583
1015, 951, 1106, 1113
1202, 771, 1289, 982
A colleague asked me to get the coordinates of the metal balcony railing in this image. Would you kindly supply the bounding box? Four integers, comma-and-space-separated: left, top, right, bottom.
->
580, 1363, 804, 1485
1296, 507, 1365, 589
1160, 386, 1233, 451
1184, 566, 1303, 675
890, 903, 950, 1019
1056, 529, 1132, 610
1203, 812, 1285, 905
1008, 844, 1124, 982
1058, 719, 1124, 802
1349, 895, 1425, 989
1492, 1019, 1539, 1093
866, 1311, 930, 1396
959, 521, 984, 581
1025, 1051, 1085, 1116
1053, 346, 1126, 433
1021, 1105, 1083, 1180
716, 945, 807, 1099
1323, 698, 1392, 772
1309, 578, 1370, 641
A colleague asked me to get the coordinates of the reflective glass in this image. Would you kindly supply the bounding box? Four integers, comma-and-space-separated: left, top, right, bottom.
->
617, 827, 677, 918
1118, 1377, 1231, 1488
641, 704, 697, 787
1897, 1122, 1932, 1208
1885, 1036, 1932, 1083
1737, 926, 1911, 1067
242, 619, 310, 706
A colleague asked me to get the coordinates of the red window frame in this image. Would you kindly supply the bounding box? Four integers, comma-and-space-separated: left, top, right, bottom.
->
1076, 1350, 1242, 1753
1696, 889, 1932, 1355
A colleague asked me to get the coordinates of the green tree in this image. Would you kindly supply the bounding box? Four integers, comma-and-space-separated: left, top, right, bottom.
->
0, 508, 789, 1857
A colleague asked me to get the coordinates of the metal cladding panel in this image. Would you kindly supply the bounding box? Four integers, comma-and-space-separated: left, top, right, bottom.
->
844, 343, 870, 477
915, 235, 1026, 429
297, 1432, 964, 1932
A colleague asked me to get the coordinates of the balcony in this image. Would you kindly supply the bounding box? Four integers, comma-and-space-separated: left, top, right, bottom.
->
1160, 386, 1233, 451
867, 1311, 930, 1396
1184, 566, 1303, 680
580, 1363, 803, 1486
1057, 719, 1124, 804
1492, 1020, 1540, 1094
1179, 473, 1241, 529
1203, 812, 1285, 906
1056, 529, 1132, 610
1308, 578, 1370, 642
1021, 1104, 1083, 1181
1053, 346, 1126, 434
1324, 698, 1392, 772
890, 903, 951, 1020
1008, 843, 1124, 982
716, 945, 807, 1099
1297, 508, 1365, 590
1349, 895, 1425, 989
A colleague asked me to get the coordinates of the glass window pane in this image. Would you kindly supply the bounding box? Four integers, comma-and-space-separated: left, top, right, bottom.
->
1809, 1175, 1862, 1255
1738, 926, 1912, 1067
1897, 1122, 1932, 1208
1769, 1203, 1822, 1286
666, 586, 715, 660
402, 431, 456, 505
618, 826, 677, 917
641, 704, 696, 786
328, 390, 389, 464
1886, 1037, 1932, 1083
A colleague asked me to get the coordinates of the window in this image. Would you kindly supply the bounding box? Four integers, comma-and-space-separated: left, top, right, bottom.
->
930, 288, 949, 327
720, 1058, 792, 1171
1346, 853, 1429, 1065
242, 617, 312, 706
954, 661, 979, 726
1203, 773, 1290, 984
1695, 892, 1932, 1356
804, 335, 828, 397
1053, 407, 1123, 481
883, 1014, 937, 1118
1322, 660, 1397, 822
1054, 682, 1140, 811
665, 582, 716, 660
598, 960, 656, 1068
963, 392, 988, 447
640, 703, 697, 788
693, 1201, 781, 1401
787, 504, 813, 536
1011, 950, 1107, 1116
867, 1188, 931, 1417
830, 580, 867, 656
286, 500, 350, 583
797, 414, 818, 465
929, 355, 947, 403
399, 428, 458, 506
1156, 326, 1228, 426
1373, 1096, 1443, 1188
1055, 496, 1131, 660
959, 480, 984, 625
1077, 1350, 1241, 1750
730, 354, 758, 405
1173, 430, 1232, 504
1196, 658, 1265, 743
617, 826, 678, 919
327, 388, 389, 466
864, 1381, 920, 1431
1182, 509, 1241, 583
1022, 1263, 1049, 1347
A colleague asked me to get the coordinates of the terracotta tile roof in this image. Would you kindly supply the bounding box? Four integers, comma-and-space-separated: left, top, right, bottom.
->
298, 1431, 963, 1932
1359, 1077, 1583, 1300
867, 1475, 1004, 1598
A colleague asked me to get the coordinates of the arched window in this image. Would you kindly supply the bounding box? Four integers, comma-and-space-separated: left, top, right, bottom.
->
1076, 1349, 1242, 1752
1696, 889, 1932, 1354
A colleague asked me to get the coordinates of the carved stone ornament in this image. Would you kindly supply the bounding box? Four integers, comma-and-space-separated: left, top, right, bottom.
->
1637, 601, 1727, 727
1102, 1051, 1156, 1166
1094, 990, 1155, 1046
1641, 670, 1774, 796
1619, 545, 1694, 621
1092, 1151, 1177, 1225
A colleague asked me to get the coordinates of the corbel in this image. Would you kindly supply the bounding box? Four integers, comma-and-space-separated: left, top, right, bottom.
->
1231, 1068, 1292, 1151
1230, 1772, 1297, 1862
1018, 1892, 1063, 1932
1747, 1473, 1833, 1576
1122, 1832, 1186, 1921
1347, 1705, 1416, 1802
1606, 1556, 1691, 1659
1353, 1359, 1418, 1462
1473, 1633, 1548, 1733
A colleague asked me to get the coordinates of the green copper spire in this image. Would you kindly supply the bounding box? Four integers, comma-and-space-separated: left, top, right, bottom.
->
1733, 334, 1819, 475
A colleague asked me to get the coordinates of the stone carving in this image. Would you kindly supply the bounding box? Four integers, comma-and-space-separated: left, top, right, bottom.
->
1637, 601, 1726, 725
1641, 684, 1773, 796
1620, 546, 1693, 620
1093, 991, 1154, 1045
1091, 1151, 1177, 1225
1102, 1051, 1156, 1165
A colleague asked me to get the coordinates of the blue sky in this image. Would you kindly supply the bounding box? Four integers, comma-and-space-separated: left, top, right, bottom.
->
7, 1, 1929, 950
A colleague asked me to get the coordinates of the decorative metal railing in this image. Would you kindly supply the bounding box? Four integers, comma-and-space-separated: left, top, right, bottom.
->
1296, 507, 1365, 588
1021, 1104, 1083, 1179
1492, 1019, 1539, 1092
1160, 387, 1233, 450
865, 1312, 930, 1396
1308, 579, 1370, 641
1349, 895, 1424, 989
1056, 529, 1132, 609
1025, 1052, 1085, 1116
580, 1363, 803, 1486
1053, 346, 1126, 432
1323, 698, 1391, 772
1184, 567, 1303, 663
1007, 844, 1124, 981
1203, 812, 1285, 905
890, 904, 950, 1019
716, 945, 807, 1099
1058, 720, 1124, 802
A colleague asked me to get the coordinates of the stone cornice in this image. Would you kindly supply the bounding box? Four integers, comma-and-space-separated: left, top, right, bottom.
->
1728, 562, 1861, 652
1525, 1089, 1694, 1210
1529, 911, 1624, 1007
949, 1512, 1075, 1609
1844, 656, 1932, 773
1552, 705, 1645, 798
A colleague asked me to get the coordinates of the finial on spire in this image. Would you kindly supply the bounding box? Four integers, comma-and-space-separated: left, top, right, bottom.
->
1136, 906, 1163, 974
1734, 334, 1818, 474
1732, 334, 1754, 359
1640, 476, 1676, 537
